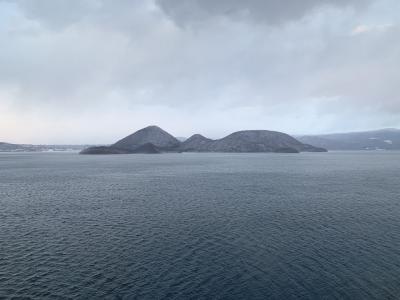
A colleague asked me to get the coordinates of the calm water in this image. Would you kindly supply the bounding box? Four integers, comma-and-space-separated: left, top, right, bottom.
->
1, 152, 400, 299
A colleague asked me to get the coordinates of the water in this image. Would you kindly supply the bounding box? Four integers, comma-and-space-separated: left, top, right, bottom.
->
1, 152, 400, 299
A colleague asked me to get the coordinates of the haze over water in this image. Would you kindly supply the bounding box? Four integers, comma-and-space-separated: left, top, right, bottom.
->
1, 152, 400, 299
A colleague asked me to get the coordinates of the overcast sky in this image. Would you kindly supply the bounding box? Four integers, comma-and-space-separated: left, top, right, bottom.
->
1, 0, 399, 144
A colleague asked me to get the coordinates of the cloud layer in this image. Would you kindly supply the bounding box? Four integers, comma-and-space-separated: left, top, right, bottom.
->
0, 0, 399, 143
158, 0, 370, 25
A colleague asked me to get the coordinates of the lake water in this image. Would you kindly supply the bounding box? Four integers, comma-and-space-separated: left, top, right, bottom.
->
1, 152, 400, 299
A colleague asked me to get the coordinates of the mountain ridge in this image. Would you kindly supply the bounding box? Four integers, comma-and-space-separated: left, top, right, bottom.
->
180, 130, 326, 153
297, 128, 400, 150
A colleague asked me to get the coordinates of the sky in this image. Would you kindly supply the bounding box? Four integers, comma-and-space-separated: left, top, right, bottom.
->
0, 0, 399, 144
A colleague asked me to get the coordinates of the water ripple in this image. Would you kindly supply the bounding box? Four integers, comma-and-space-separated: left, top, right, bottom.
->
1, 152, 400, 299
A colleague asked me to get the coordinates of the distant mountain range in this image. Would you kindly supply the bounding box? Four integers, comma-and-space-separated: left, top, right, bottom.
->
0, 142, 88, 152
80, 125, 327, 154
297, 129, 400, 150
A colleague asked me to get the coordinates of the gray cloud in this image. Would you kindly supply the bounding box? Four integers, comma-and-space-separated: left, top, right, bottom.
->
0, 0, 399, 144
157, 0, 371, 26
10, 0, 98, 28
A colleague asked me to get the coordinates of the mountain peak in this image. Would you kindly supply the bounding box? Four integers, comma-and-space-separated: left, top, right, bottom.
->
187, 134, 210, 140
180, 134, 213, 152
142, 125, 163, 130
112, 126, 180, 151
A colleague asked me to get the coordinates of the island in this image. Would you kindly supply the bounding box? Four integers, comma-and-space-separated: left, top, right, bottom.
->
80, 125, 327, 154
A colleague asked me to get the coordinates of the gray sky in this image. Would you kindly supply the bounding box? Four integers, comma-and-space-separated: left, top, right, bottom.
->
1, 0, 399, 144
